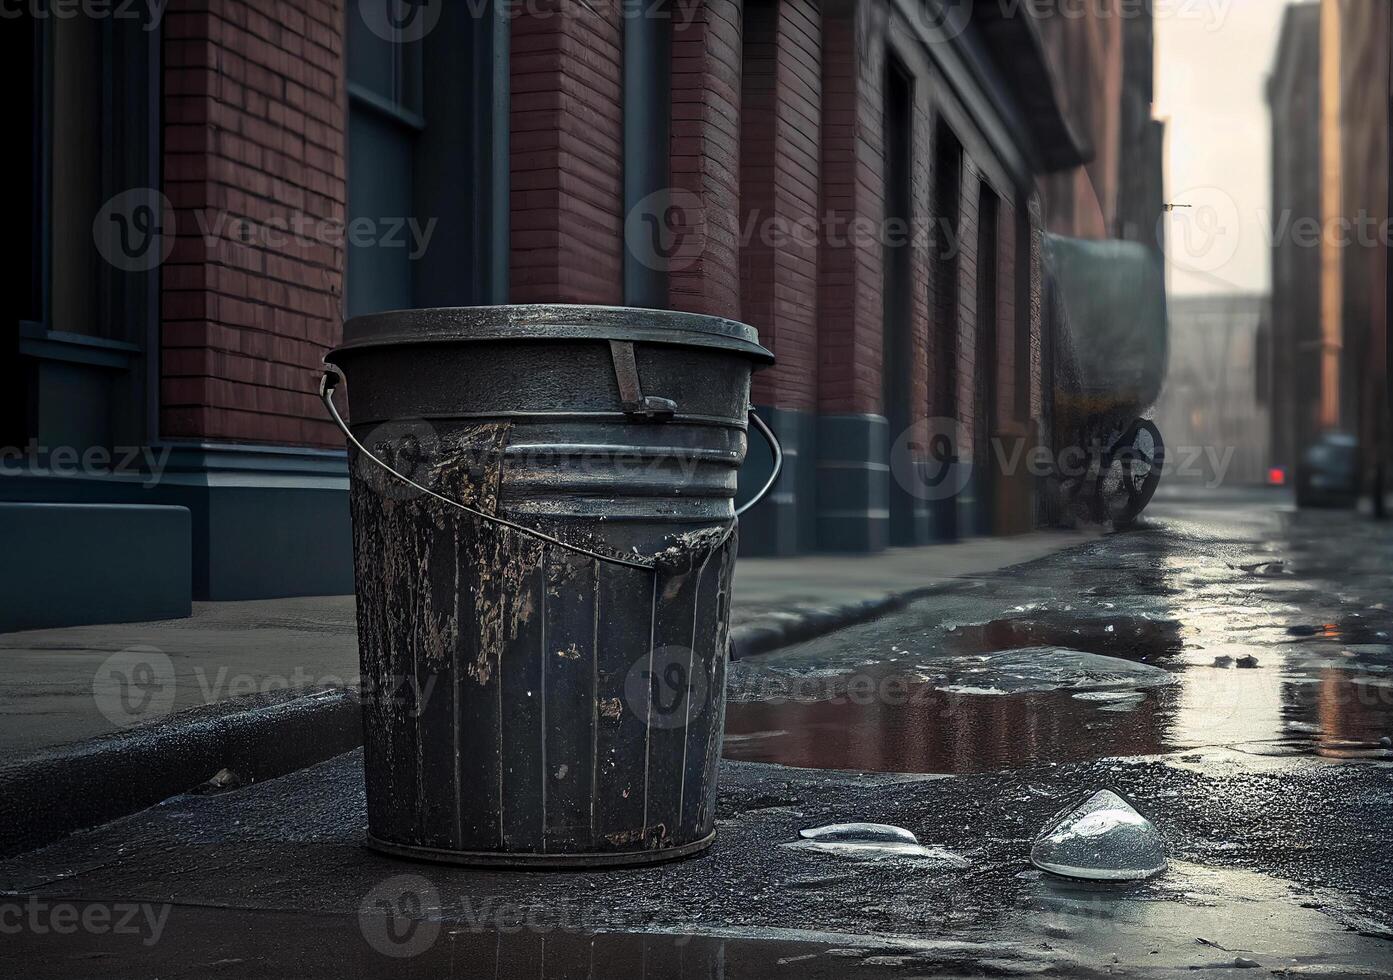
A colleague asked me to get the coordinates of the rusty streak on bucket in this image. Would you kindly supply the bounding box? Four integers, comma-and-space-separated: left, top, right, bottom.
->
323, 305, 776, 867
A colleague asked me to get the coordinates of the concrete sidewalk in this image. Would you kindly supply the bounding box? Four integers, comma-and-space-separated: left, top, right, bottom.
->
0, 531, 1088, 760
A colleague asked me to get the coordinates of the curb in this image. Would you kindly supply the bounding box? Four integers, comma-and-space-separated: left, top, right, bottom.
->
0, 686, 360, 859
729, 579, 970, 660
2, 579, 969, 859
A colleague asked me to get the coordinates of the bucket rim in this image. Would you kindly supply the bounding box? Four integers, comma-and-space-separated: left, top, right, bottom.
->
329, 304, 773, 364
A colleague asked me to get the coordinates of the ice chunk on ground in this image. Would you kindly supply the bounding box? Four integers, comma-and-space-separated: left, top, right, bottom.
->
789, 822, 969, 866
799, 822, 919, 845
1030, 790, 1167, 881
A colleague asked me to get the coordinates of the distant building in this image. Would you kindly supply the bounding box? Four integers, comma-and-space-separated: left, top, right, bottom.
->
1154, 295, 1272, 487
1267, 3, 1325, 473
1035, 5, 1165, 250
1266, 1, 1389, 488
1336, 0, 1389, 488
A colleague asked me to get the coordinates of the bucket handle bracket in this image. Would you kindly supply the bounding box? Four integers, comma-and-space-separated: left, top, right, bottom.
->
609, 341, 677, 421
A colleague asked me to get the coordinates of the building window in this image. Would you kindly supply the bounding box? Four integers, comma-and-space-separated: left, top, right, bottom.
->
346, 2, 509, 317
8, 11, 159, 451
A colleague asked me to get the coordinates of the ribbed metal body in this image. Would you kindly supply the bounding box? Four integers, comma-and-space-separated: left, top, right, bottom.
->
326, 306, 771, 865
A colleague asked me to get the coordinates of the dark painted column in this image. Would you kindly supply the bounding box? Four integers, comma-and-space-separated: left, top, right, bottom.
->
623, 0, 671, 309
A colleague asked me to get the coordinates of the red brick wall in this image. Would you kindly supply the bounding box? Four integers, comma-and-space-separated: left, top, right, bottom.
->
740, 0, 821, 411
955, 160, 980, 457
161, 0, 346, 447
510, 2, 624, 304
817, 0, 882, 416
669, 0, 743, 319
996, 199, 1019, 432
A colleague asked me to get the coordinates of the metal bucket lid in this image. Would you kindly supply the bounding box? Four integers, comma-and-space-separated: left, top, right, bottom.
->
330, 305, 773, 364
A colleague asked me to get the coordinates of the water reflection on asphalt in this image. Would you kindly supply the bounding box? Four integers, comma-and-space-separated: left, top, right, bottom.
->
726, 496, 1393, 774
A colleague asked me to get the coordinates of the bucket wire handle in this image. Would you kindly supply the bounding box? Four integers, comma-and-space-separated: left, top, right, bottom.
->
736, 411, 782, 518
319, 365, 782, 568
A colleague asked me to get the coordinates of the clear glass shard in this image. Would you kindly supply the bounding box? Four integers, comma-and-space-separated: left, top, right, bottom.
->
1030, 789, 1167, 881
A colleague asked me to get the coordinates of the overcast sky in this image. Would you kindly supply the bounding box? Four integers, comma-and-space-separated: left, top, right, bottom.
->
1154, 0, 1294, 296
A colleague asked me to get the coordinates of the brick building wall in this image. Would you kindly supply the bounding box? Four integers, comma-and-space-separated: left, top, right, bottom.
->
669, 0, 745, 319
161, 0, 346, 448
1035, 3, 1124, 239
509, 3, 625, 305
126, 0, 1109, 597
1337, 0, 1390, 470
816, 1, 883, 418
740, 0, 821, 414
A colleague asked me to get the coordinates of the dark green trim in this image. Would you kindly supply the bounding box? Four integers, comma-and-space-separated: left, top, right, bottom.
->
0, 502, 191, 632
816, 414, 890, 553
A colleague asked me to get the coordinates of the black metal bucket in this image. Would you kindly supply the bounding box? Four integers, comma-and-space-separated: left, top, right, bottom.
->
321, 305, 777, 867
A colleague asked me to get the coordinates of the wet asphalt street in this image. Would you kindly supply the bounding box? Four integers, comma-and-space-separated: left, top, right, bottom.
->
2, 486, 1392, 977
730, 486, 1393, 772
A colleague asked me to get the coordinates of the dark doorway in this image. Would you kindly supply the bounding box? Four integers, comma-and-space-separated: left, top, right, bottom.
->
974, 186, 1000, 536
883, 62, 916, 544
931, 123, 963, 540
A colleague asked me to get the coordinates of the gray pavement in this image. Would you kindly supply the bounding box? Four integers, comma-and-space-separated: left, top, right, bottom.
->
2, 486, 1391, 976
0, 530, 1087, 758
2, 748, 1389, 977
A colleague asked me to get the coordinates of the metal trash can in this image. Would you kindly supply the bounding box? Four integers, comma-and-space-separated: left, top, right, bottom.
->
321, 305, 778, 867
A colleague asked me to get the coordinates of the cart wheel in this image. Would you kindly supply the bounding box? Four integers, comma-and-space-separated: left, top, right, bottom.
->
1099, 419, 1165, 525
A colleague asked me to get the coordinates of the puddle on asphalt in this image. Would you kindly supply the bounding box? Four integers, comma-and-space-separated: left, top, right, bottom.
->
3, 901, 1080, 979
725, 613, 1393, 775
